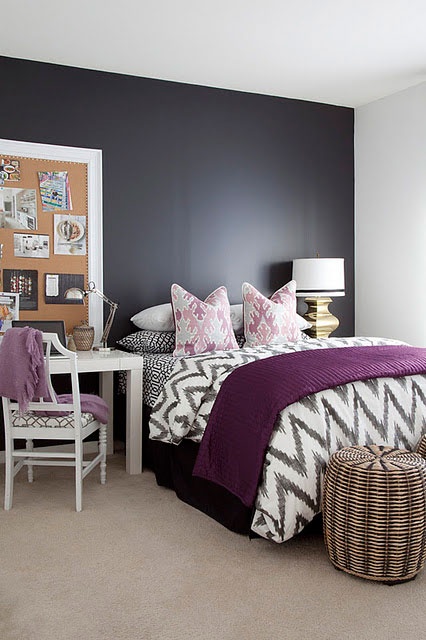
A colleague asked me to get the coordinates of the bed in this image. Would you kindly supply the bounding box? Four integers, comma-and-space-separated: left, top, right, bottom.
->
118, 329, 426, 543
117, 281, 426, 542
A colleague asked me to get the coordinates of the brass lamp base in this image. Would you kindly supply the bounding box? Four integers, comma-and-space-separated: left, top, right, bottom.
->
303, 297, 339, 339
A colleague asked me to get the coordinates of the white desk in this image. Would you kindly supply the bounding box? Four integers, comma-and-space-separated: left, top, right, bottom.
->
50, 349, 143, 474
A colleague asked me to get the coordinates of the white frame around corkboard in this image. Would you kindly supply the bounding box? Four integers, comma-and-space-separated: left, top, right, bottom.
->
0, 138, 103, 345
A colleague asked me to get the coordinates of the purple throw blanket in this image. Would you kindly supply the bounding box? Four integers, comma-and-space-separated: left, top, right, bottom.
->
192, 345, 426, 507
46, 394, 109, 424
0, 327, 48, 413
0, 327, 108, 423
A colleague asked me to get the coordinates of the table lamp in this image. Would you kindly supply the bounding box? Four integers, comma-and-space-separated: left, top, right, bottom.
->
292, 258, 345, 338
64, 281, 119, 351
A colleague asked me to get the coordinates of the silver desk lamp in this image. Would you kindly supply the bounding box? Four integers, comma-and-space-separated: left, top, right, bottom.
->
64, 281, 119, 351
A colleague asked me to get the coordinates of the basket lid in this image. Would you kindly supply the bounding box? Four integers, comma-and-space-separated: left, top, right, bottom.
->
331, 444, 426, 473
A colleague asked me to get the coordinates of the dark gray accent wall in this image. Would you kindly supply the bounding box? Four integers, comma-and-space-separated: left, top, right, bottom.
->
0, 56, 354, 340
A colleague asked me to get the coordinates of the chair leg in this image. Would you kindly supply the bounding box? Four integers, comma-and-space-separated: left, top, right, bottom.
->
99, 425, 107, 485
75, 439, 83, 512
4, 439, 14, 511
26, 439, 34, 482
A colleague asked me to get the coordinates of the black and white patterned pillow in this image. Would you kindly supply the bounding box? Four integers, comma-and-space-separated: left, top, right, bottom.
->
117, 329, 246, 354
116, 330, 175, 354
236, 334, 245, 348
117, 353, 176, 406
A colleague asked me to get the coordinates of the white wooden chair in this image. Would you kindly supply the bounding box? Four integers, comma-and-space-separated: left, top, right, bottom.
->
2, 332, 107, 511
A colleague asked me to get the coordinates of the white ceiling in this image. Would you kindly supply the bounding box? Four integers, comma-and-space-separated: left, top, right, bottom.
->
2, 0, 426, 107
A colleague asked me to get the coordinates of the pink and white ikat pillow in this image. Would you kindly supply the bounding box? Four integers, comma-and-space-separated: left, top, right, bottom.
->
171, 284, 239, 356
242, 280, 302, 347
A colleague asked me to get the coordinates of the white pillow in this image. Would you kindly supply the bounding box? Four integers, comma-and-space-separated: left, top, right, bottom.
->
131, 302, 311, 333
296, 314, 312, 331
131, 302, 245, 333
229, 304, 244, 335
131, 303, 175, 331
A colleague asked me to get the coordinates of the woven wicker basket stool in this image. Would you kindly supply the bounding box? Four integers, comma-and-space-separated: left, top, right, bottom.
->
323, 444, 426, 583
416, 434, 426, 460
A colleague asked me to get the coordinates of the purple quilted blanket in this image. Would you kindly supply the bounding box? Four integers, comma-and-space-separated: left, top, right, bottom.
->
192, 345, 426, 506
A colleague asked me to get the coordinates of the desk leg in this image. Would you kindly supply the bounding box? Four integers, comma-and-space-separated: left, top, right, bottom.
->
99, 371, 114, 456
126, 368, 143, 474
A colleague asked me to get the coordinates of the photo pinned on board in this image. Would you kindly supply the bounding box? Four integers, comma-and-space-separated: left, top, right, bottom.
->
2, 269, 38, 310
0, 187, 37, 230
14, 233, 49, 259
54, 214, 86, 255
0, 158, 20, 184
38, 170, 73, 211
0, 292, 19, 334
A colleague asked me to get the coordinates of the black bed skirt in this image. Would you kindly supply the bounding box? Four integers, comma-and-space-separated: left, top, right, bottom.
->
143, 406, 254, 536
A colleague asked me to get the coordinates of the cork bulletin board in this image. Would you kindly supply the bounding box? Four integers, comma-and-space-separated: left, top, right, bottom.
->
0, 156, 89, 335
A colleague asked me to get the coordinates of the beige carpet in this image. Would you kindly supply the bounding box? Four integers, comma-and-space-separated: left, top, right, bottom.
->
0, 453, 425, 640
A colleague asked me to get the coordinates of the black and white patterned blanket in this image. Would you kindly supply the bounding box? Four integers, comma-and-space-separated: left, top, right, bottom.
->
149, 336, 426, 542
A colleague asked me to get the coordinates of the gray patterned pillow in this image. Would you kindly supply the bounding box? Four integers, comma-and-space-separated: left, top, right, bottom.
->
117, 330, 176, 354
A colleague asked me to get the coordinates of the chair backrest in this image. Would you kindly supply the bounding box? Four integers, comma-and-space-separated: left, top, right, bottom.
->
4, 331, 82, 430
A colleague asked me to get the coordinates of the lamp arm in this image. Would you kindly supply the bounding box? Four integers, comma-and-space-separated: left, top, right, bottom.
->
88, 282, 117, 308
87, 282, 119, 347
100, 303, 119, 348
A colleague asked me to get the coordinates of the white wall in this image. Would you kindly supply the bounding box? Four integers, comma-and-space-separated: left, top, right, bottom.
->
355, 82, 426, 346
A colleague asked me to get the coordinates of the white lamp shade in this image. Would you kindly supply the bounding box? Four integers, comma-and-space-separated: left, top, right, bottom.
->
292, 258, 345, 297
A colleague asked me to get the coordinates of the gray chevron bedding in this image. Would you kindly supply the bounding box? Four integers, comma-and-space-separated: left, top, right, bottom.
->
149, 336, 426, 543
